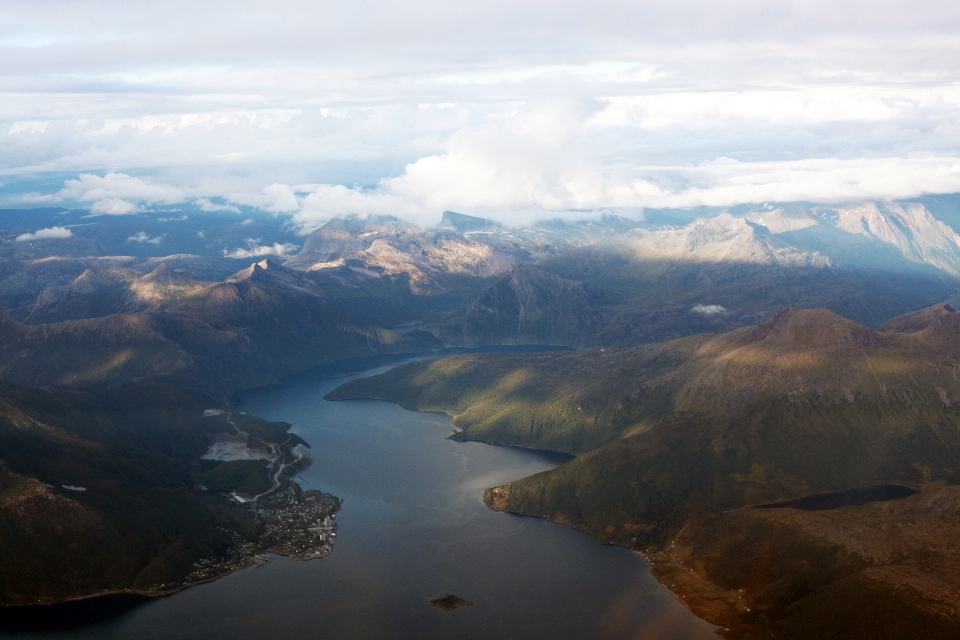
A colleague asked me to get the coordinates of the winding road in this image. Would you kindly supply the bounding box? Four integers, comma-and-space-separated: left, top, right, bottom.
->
223, 412, 304, 508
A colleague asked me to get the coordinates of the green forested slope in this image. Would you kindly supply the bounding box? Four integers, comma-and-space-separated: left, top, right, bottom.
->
326, 346, 679, 454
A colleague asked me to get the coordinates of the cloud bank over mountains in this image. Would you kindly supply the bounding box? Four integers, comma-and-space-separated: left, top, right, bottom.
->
14, 226, 72, 242
3, 0, 960, 228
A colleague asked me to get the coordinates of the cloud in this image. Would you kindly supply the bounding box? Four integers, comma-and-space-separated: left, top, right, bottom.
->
296, 185, 418, 227
691, 304, 728, 315
196, 198, 239, 213
4, 1, 960, 223
127, 231, 164, 244
95, 110, 300, 135
289, 150, 960, 229
222, 240, 300, 258
588, 87, 908, 130
229, 184, 300, 214
20, 137, 960, 232
91, 198, 140, 215
62, 173, 184, 205
16, 226, 73, 241
19, 192, 62, 203
8, 121, 49, 134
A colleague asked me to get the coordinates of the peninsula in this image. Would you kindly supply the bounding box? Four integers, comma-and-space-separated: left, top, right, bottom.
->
0, 381, 341, 606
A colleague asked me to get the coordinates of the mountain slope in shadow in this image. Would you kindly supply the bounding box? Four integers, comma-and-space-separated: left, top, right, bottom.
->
0, 259, 438, 398
0, 380, 306, 606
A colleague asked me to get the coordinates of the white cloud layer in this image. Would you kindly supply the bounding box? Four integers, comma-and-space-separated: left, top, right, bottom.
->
15, 226, 73, 241
223, 241, 300, 258
91, 198, 140, 215
62, 173, 184, 205
3, 1, 960, 224
691, 304, 728, 316
127, 231, 164, 244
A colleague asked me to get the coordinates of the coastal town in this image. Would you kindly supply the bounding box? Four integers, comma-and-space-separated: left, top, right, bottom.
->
184, 485, 342, 586
256, 484, 342, 560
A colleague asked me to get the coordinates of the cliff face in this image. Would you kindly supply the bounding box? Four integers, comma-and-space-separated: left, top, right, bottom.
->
286, 215, 423, 269
5, 202, 960, 352
834, 202, 960, 276
443, 207, 959, 348
286, 214, 517, 287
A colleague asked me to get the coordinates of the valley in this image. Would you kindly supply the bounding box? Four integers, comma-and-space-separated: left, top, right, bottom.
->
6, 4, 960, 637
4, 199, 960, 637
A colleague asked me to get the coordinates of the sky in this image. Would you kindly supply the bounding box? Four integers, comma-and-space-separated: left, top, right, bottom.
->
3, 0, 960, 230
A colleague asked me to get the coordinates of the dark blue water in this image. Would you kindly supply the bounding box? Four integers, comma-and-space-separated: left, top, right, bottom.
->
2, 358, 717, 639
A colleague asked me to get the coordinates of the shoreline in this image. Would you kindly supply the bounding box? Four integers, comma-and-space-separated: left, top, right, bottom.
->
481, 499, 726, 637
232, 343, 572, 407
2, 484, 341, 611
2, 350, 670, 628
0, 543, 332, 611
484, 502, 732, 638
324, 373, 726, 638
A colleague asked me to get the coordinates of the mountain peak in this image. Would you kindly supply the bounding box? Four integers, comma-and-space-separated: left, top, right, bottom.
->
287, 215, 422, 268
228, 258, 289, 282
727, 306, 875, 350
879, 302, 957, 334
223, 258, 326, 298
836, 202, 960, 276
317, 214, 418, 237
877, 302, 960, 343
138, 262, 200, 286
436, 211, 502, 233
620, 213, 827, 267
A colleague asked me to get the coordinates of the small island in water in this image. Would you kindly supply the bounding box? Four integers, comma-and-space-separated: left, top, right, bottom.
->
428, 593, 473, 611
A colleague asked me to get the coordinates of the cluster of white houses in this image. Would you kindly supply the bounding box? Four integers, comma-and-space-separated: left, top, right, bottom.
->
307, 515, 337, 544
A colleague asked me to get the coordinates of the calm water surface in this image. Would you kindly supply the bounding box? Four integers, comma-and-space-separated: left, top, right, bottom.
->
3, 356, 717, 640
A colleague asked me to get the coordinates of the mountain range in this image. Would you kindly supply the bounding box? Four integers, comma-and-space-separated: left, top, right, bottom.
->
0, 259, 437, 398
4, 199, 960, 371
284, 202, 960, 347
5, 198, 960, 635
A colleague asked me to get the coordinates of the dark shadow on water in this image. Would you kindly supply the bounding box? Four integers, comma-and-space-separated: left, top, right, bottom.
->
0, 594, 152, 632
754, 484, 918, 511
481, 445, 575, 465
523, 449, 575, 465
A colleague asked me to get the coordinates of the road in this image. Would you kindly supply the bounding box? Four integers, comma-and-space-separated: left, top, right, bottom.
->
223, 412, 301, 508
